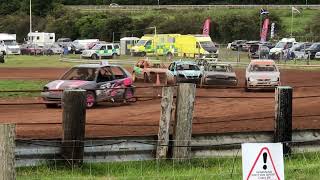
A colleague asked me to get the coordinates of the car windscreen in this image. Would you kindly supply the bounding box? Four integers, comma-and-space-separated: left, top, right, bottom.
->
250, 64, 277, 72
136, 40, 147, 46
176, 64, 200, 71
200, 41, 216, 49
309, 43, 320, 49
3, 40, 17, 46
61, 67, 98, 81
275, 42, 286, 48
91, 44, 102, 50
206, 65, 232, 72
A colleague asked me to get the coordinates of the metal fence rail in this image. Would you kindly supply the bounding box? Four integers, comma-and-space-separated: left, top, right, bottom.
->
14, 129, 320, 167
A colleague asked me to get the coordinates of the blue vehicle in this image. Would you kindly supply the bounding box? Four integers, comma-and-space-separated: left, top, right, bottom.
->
166, 60, 202, 84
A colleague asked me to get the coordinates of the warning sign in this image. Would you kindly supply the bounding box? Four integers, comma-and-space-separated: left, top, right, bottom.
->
242, 143, 284, 180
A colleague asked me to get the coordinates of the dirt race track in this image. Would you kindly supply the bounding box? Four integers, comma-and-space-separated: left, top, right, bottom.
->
0, 67, 320, 139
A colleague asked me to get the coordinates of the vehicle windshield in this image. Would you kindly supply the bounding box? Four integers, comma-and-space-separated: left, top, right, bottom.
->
176, 64, 200, 71
250, 64, 277, 72
291, 43, 303, 51
52, 44, 61, 48
206, 65, 232, 72
91, 44, 102, 50
309, 43, 320, 49
3, 40, 17, 46
61, 67, 98, 81
200, 41, 217, 52
275, 42, 286, 48
46, 44, 60, 48
57, 38, 71, 42
136, 40, 147, 46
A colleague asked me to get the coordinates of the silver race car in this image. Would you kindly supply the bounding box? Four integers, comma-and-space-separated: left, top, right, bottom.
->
41, 64, 135, 108
200, 62, 238, 86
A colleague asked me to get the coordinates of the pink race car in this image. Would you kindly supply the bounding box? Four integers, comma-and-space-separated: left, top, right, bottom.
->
41, 64, 135, 108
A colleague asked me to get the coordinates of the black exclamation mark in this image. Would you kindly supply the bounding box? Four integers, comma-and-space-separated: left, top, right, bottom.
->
263, 152, 267, 170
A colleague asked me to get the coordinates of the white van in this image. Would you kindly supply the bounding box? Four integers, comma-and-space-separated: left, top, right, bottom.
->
0, 33, 21, 55
27, 32, 55, 46
269, 38, 296, 59
72, 39, 99, 50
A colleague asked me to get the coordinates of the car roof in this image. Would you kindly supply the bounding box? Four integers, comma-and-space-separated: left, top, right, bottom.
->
250, 60, 276, 65
174, 60, 197, 65
73, 64, 120, 68
207, 62, 231, 66
94, 43, 116, 46
246, 41, 259, 43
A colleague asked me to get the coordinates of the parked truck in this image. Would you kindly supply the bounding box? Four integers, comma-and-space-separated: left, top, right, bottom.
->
131, 34, 218, 58
27, 32, 55, 46
0, 33, 21, 55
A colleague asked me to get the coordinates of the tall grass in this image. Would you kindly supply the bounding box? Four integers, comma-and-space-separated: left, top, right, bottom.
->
17, 152, 320, 179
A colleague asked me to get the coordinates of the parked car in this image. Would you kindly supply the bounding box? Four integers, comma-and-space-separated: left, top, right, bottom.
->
242, 41, 260, 52
20, 44, 43, 55
41, 64, 135, 108
305, 43, 320, 59
315, 52, 320, 59
259, 41, 275, 49
0, 51, 4, 63
167, 60, 202, 84
288, 42, 312, 60
249, 45, 270, 59
57, 38, 72, 47
69, 43, 85, 54
245, 60, 280, 91
195, 55, 219, 67
269, 38, 296, 60
43, 44, 64, 55
200, 62, 237, 86
109, 3, 120, 7
230, 40, 247, 51
81, 43, 120, 59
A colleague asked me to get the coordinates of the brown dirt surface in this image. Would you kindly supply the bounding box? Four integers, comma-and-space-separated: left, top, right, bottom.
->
0, 67, 320, 139
0, 67, 68, 80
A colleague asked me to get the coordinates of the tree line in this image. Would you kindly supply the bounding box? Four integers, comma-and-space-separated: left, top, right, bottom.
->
0, 1, 319, 43
60, 0, 320, 5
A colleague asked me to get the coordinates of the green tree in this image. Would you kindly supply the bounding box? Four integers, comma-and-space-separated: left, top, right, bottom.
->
305, 13, 320, 41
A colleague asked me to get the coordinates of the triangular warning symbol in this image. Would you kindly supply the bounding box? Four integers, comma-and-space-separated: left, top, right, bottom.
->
246, 147, 281, 180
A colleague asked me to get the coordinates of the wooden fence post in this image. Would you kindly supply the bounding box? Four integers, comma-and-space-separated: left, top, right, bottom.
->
156, 86, 174, 159
172, 83, 196, 160
0, 124, 16, 180
274, 86, 292, 155
62, 89, 87, 167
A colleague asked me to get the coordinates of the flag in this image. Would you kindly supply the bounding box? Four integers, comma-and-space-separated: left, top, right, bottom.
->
270, 23, 275, 39
260, 8, 269, 15
260, 18, 270, 42
292, 7, 301, 13
202, 18, 211, 36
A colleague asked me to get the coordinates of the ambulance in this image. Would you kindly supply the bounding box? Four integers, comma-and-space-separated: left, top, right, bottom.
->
131, 34, 218, 58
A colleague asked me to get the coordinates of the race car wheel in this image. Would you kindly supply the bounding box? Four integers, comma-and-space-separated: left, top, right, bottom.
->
91, 54, 98, 60
141, 52, 146, 57
45, 103, 58, 108
86, 91, 96, 108
123, 88, 134, 104
112, 53, 117, 59
244, 81, 250, 92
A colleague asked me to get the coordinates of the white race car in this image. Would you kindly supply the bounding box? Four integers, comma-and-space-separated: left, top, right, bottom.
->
245, 60, 280, 91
